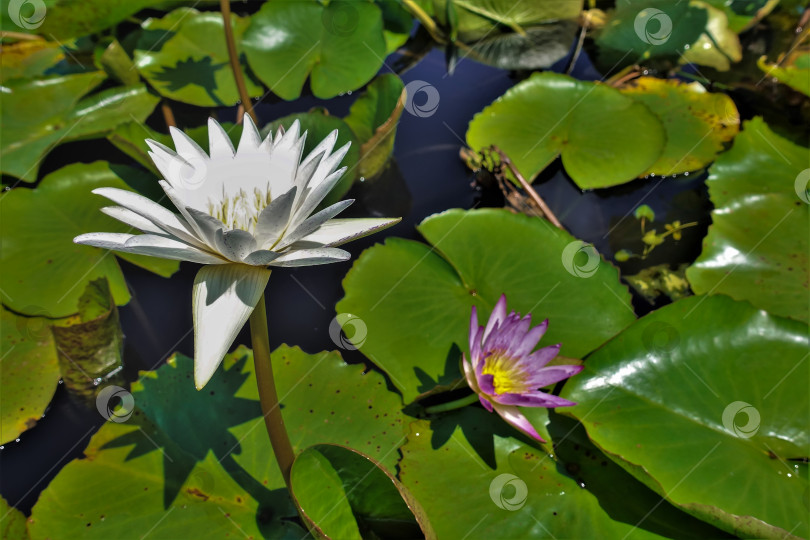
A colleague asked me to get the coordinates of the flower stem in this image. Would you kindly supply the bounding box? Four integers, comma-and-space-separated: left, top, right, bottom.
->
219, 0, 256, 124
424, 393, 480, 414
249, 293, 295, 489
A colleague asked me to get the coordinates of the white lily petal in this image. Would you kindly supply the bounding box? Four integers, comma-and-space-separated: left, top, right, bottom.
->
275, 119, 300, 149
170, 126, 209, 163
192, 264, 271, 389
254, 186, 297, 248
74, 232, 225, 264
100, 206, 169, 236
296, 217, 402, 247
303, 141, 350, 195
300, 129, 337, 169
269, 247, 350, 267
158, 180, 209, 241
277, 199, 353, 250
184, 206, 226, 249
237, 114, 263, 155
290, 166, 347, 228
242, 249, 282, 266
208, 118, 235, 159
91, 187, 202, 247
213, 229, 257, 262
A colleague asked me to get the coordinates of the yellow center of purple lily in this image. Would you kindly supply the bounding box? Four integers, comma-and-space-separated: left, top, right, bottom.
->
481, 352, 528, 395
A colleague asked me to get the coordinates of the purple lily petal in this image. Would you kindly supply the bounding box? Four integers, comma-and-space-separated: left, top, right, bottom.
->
492, 403, 544, 442
522, 343, 561, 368
479, 395, 494, 412
479, 373, 496, 395
469, 305, 479, 354
492, 390, 577, 409
470, 326, 485, 371
510, 319, 548, 357
524, 364, 584, 389
461, 353, 479, 393
483, 294, 508, 343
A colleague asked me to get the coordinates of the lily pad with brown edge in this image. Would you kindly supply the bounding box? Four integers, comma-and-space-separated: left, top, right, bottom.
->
686, 117, 809, 323
0, 40, 64, 83
291, 444, 433, 539
134, 8, 263, 107
28, 345, 408, 538
0, 306, 61, 446
343, 73, 406, 181
561, 294, 809, 538
0, 161, 179, 318
0, 72, 159, 182
465, 72, 666, 189
619, 77, 739, 176
337, 208, 637, 404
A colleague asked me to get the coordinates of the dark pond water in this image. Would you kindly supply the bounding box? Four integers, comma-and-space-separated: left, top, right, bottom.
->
0, 47, 711, 514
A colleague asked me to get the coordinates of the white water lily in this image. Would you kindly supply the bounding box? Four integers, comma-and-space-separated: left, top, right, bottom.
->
75, 117, 399, 389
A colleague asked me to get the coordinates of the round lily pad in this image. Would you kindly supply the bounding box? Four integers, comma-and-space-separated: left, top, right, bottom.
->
466, 72, 666, 189
338, 208, 636, 403
686, 117, 809, 323
561, 294, 809, 538
0, 161, 179, 318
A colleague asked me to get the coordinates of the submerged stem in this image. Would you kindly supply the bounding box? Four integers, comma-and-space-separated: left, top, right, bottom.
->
250, 293, 295, 489
424, 392, 480, 414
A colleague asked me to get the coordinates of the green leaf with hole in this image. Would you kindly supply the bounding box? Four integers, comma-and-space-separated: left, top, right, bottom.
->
0, 162, 179, 318
620, 77, 739, 176
344, 73, 405, 180
134, 8, 263, 107
466, 72, 666, 189
28, 345, 408, 538
686, 117, 809, 323
561, 294, 809, 539
243, 0, 387, 100
263, 111, 361, 207
0, 306, 61, 446
338, 208, 636, 403
0, 72, 159, 182
292, 445, 431, 539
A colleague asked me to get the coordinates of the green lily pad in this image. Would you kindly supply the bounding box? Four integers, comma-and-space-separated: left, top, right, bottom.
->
242, 0, 387, 100
28, 345, 408, 538
679, 2, 742, 71
291, 444, 429, 539
0, 161, 179, 318
758, 52, 810, 98
0, 40, 64, 83
134, 8, 263, 107
0, 496, 28, 540
399, 408, 678, 539
0, 73, 159, 182
704, 0, 778, 33
263, 111, 361, 206
376, 0, 413, 53
686, 117, 809, 323
0, 306, 61, 445
338, 208, 636, 403
466, 72, 666, 189
620, 77, 739, 176
469, 21, 580, 70
344, 74, 405, 180
561, 294, 809, 538
94, 38, 139, 85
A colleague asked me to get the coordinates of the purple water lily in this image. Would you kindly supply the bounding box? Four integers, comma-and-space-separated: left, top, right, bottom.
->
462, 294, 583, 442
